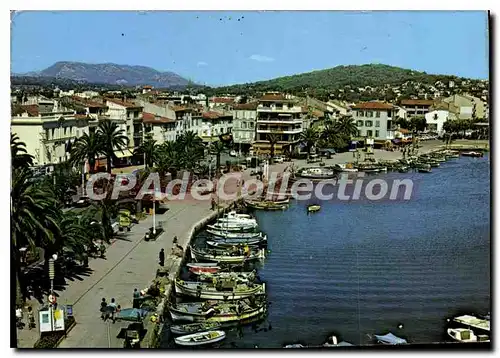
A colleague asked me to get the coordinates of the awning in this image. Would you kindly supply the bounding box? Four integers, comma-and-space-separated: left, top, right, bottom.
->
115, 150, 134, 159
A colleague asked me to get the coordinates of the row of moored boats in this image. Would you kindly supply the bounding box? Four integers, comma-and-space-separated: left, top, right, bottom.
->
168, 210, 269, 346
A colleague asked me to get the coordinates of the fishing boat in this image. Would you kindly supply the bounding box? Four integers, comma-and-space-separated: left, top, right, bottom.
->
174, 279, 266, 300
295, 167, 337, 180
447, 328, 480, 343
374, 332, 408, 345
190, 246, 266, 263
206, 236, 267, 248
442, 150, 460, 158
355, 163, 380, 174
307, 204, 321, 213
216, 214, 257, 226
207, 223, 258, 232
222, 211, 254, 220
334, 163, 358, 173
416, 163, 432, 173
206, 229, 262, 239
168, 297, 267, 323
461, 151, 483, 157
187, 262, 221, 274
174, 330, 226, 346
245, 200, 289, 211
397, 165, 409, 173
170, 322, 222, 335
195, 270, 258, 283
451, 314, 490, 334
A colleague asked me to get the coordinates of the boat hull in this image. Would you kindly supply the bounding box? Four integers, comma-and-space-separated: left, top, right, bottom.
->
170, 305, 267, 324
170, 322, 222, 335
174, 330, 226, 346
187, 263, 221, 274
175, 280, 266, 300
207, 229, 262, 239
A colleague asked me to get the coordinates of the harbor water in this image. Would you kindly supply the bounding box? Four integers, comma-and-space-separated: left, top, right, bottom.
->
164, 154, 490, 348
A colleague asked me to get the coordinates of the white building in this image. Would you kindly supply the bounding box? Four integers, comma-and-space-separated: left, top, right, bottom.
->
104, 98, 143, 152
142, 112, 177, 143
232, 102, 257, 153
350, 102, 396, 141
425, 109, 453, 135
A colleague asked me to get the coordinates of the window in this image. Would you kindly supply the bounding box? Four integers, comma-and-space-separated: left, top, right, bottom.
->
249, 122, 254, 128
366, 130, 373, 137
365, 120, 373, 127
357, 120, 364, 127
367, 111, 373, 118
358, 130, 364, 136
375, 121, 380, 127
242, 122, 247, 129
127, 125, 131, 133
359, 111, 365, 117
375, 130, 380, 138
375, 111, 380, 118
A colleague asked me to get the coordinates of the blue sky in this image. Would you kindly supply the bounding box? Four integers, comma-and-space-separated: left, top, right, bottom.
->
11, 11, 489, 86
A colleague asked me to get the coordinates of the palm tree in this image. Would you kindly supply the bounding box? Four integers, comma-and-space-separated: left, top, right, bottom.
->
97, 121, 129, 173
210, 141, 227, 179
135, 134, 157, 169
299, 127, 319, 160
267, 133, 280, 164
11, 168, 61, 303
177, 131, 204, 170
70, 132, 104, 174
333, 116, 358, 137
11, 133, 34, 170
155, 142, 180, 179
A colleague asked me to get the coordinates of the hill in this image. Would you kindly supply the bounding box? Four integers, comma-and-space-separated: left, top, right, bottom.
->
15, 61, 192, 88
206, 64, 471, 96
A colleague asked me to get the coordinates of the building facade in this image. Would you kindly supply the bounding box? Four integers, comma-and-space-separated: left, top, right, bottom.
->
400, 99, 434, 119
232, 102, 257, 153
425, 109, 454, 135
252, 93, 304, 155
351, 102, 395, 141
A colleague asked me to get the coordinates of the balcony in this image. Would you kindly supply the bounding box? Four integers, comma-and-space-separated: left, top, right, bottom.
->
257, 117, 303, 124
257, 105, 302, 113
256, 128, 302, 135
133, 132, 144, 138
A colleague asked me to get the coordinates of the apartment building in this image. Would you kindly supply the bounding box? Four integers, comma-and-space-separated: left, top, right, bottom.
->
232, 102, 257, 153
11, 101, 88, 165
142, 112, 177, 142
400, 99, 434, 119
442, 94, 486, 120
104, 98, 143, 151
351, 102, 395, 141
199, 111, 233, 143
252, 93, 304, 155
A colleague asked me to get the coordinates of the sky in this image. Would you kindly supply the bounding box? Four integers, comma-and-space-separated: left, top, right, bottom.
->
10, 11, 489, 86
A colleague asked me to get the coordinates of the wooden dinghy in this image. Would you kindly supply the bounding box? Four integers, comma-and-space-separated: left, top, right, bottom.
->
170, 322, 222, 335
206, 236, 267, 248
175, 279, 266, 300
206, 229, 262, 239
190, 246, 266, 263
187, 262, 221, 274
169, 297, 267, 323
174, 330, 226, 346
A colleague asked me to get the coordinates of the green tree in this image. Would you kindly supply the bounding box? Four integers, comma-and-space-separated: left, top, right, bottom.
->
334, 116, 358, 137
70, 132, 104, 174
210, 140, 227, 179
299, 127, 319, 159
11, 133, 34, 170
267, 133, 280, 163
135, 134, 157, 169
97, 121, 129, 173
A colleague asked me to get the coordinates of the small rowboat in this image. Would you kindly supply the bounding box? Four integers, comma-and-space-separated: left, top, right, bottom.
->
447, 328, 481, 342
187, 262, 220, 274
170, 322, 222, 335
206, 229, 262, 239
207, 223, 258, 232
461, 151, 483, 157
206, 236, 267, 248
174, 330, 226, 346
307, 205, 321, 213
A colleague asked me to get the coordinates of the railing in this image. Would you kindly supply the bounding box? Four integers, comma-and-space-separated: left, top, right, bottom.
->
257, 106, 302, 113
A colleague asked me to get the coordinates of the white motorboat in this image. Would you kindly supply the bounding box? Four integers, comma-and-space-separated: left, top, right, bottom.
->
447, 328, 478, 342
206, 229, 262, 239
335, 163, 358, 173
174, 330, 226, 346
207, 222, 258, 232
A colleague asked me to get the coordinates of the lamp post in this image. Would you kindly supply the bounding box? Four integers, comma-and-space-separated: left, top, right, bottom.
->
207, 124, 213, 181
152, 196, 156, 235
48, 254, 57, 332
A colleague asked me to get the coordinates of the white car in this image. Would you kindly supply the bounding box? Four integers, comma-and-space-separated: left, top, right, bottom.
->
273, 156, 284, 163
229, 150, 237, 157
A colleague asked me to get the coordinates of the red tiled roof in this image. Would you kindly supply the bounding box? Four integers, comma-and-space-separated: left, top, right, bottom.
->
143, 85, 153, 89
233, 102, 258, 110
105, 98, 142, 109
142, 112, 175, 124
202, 111, 221, 120
351, 102, 394, 110
400, 99, 434, 106
260, 94, 286, 101
171, 105, 192, 112
211, 97, 234, 104
398, 128, 410, 134
12, 104, 39, 117
311, 109, 324, 117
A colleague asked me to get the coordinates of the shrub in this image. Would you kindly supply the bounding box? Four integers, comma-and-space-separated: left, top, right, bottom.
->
33, 316, 75, 349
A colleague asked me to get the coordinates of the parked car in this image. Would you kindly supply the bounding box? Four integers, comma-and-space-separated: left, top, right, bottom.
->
74, 196, 91, 208
273, 156, 285, 163
229, 150, 237, 157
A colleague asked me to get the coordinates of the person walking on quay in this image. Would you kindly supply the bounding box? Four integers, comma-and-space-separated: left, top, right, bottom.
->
211, 197, 216, 210
133, 288, 140, 299
159, 248, 165, 267
173, 236, 178, 244
27, 307, 35, 330
100, 298, 107, 320
108, 298, 117, 323
99, 241, 106, 259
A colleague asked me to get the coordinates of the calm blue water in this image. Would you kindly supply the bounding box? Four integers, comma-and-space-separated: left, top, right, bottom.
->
166, 155, 490, 348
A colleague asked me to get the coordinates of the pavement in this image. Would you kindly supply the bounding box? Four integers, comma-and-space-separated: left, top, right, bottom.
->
16, 200, 213, 348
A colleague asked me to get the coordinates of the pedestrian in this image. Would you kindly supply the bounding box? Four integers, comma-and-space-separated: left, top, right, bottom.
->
211, 197, 216, 210
100, 298, 107, 320
108, 298, 117, 323
173, 236, 178, 244
27, 307, 35, 330
133, 288, 140, 299
16, 306, 24, 329
99, 241, 106, 258
158, 248, 165, 267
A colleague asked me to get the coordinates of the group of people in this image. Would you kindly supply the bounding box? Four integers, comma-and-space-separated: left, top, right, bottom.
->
99, 297, 121, 323
15, 306, 35, 330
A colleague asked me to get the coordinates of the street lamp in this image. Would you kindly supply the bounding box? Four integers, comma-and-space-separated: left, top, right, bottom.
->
48, 254, 57, 295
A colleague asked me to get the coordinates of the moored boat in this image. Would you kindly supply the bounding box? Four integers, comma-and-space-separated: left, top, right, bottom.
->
461, 151, 483, 157
206, 236, 267, 248
307, 204, 321, 213
295, 166, 337, 180
169, 297, 267, 323
170, 322, 222, 335
416, 163, 432, 173
207, 223, 258, 232
174, 330, 226, 346
335, 163, 358, 173
206, 229, 262, 239
245, 200, 289, 211
174, 279, 266, 300
195, 270, 258, 283
190, 246, 266, 263
187, 262, 221, 274
447, 328, 480, 343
